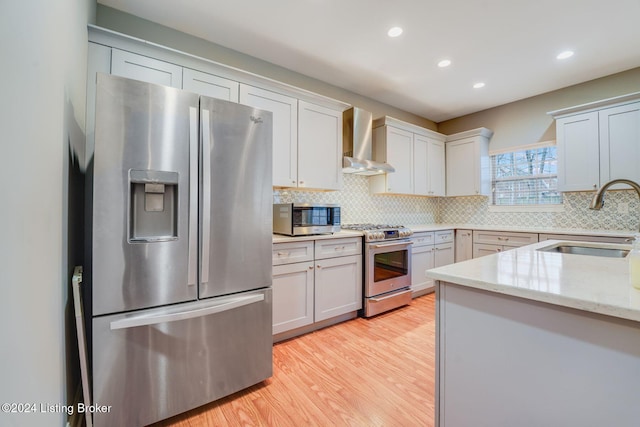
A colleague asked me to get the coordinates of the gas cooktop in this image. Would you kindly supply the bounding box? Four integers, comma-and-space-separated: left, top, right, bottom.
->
341, 223, 413, 242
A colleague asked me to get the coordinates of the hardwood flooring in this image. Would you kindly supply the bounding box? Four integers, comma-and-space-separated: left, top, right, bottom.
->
153, 293, 435, 427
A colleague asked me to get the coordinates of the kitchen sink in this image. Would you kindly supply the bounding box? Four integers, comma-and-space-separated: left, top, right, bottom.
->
537, 243, 629, 258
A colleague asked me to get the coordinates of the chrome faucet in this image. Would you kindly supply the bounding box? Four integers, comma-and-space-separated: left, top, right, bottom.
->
589, 179, 640, 231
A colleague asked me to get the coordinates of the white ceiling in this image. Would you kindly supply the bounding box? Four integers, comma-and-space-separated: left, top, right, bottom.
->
99, 0, 640, 122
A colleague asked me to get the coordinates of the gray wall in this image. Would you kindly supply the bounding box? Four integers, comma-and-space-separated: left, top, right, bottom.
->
0, 1, 94, 426
438, 68, 640, 152
96, 4, 438, 131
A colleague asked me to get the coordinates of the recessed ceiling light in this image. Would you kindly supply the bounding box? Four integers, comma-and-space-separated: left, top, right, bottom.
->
438, 59, 452, 68
557, 50, 574, 60
473, 82, 485, 89
388, 27, 403, 37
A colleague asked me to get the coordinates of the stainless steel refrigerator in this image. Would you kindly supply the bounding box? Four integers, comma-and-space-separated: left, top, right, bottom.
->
87, 73, 273, 426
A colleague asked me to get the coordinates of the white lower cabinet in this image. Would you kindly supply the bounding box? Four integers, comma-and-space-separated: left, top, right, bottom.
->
314, 254, 362, 322
272, 261, 314, 334
455, 229, 473, 262
272, 237, 362, 340
411, 230, 454, 296
472, 230, 539, 258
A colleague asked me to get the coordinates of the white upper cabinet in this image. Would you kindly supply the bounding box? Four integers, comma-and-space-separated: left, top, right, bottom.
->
413, 134, 429, 195
182, 68, 239, 102
445, 128, 493, 197
111, 48, 182, 88
370, 117, 447, 196
427, 137, 446, 196
371, 125, 414, 194
240, 84, 298, 188
550, 94, 640, 191
599, 102, 640, 185
297, 100, 343, 191
555, 112, 600, 191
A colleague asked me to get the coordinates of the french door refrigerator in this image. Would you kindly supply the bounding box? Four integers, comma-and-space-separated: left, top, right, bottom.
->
87, 73, 273, 426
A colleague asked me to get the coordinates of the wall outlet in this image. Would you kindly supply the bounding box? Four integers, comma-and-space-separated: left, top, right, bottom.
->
618, 202, 629, 214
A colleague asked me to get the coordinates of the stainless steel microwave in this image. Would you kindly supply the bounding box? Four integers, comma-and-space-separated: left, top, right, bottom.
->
273, 203, 341, 236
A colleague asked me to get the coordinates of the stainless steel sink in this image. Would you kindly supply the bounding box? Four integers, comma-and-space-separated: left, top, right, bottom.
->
538, 244, 629, 258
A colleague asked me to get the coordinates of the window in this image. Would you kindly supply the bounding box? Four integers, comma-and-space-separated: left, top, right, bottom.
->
491, 144, 562, 206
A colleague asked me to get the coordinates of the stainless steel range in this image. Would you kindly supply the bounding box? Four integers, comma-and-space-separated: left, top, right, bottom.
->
342, 224, 413, 317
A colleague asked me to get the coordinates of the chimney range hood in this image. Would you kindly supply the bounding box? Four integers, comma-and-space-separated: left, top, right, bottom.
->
342, 107, 395, 175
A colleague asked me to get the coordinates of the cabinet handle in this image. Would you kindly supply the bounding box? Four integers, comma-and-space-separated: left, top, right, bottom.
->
299, 181, 305, 185
277, 251, 290, 256
334, 246, 346, 251
496, 248, 502, 252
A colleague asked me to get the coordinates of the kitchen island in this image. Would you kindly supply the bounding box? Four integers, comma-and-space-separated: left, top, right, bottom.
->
427, 240, 640, 427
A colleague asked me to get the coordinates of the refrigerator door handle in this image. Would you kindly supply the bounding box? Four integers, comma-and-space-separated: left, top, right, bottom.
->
188, 106, 198, 287
110, 293, 265, 330
201, 108, 211, 285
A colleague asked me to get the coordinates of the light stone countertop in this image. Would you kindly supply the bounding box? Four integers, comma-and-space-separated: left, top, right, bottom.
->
407, 223, 635, 238
427, 239, 640, 322
273, 224, 635, 243
272, 230, 363, 244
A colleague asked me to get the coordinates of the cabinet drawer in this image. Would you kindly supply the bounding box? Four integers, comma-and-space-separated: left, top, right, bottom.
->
315, 237, 362, 260
411, 232, 435, 247
473, 243, 505, 258
272, 241, 314, 265
435, 229, 454, 244
473, 230, 538, 247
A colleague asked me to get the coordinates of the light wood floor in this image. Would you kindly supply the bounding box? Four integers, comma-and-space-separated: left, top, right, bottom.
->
153, 293, 436, 427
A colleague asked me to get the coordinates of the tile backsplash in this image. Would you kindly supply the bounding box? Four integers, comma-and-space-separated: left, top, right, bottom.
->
273, 174, 438, 225
274, 174, 639, 231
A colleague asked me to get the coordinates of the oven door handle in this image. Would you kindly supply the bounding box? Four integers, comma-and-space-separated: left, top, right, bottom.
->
371, 241, 413, 249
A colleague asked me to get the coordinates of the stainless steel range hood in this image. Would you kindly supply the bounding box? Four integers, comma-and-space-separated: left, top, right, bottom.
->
343, 107, 395, 175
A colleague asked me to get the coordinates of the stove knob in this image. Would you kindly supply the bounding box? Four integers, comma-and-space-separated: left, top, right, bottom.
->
376, 231, 384, 240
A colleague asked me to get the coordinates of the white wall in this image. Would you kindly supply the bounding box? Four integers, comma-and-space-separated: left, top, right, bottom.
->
0, 1, 93, 426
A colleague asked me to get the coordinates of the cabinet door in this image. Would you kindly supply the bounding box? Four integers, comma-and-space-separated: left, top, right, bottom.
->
455, 229, 473, 263
556, 111, 600, 191
240, 85, 298, 187
298, 101, 343, 190
411, 245, 435, 294
272, 261, 314, 334
599, 102, 640, 186
434, 242, 455, 267
413, 134, 429, 195
111, 49, 182, 88
314, 255, 362, 322
386, 127, 414, 194
427, 138, 446, 196
182, 68, 239, 102
446, 138, 477, 196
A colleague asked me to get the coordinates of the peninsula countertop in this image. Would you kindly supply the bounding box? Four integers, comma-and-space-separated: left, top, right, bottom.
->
426, 239, 640, 323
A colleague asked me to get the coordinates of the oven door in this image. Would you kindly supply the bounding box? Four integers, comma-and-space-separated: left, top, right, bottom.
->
365, 239, 412, 297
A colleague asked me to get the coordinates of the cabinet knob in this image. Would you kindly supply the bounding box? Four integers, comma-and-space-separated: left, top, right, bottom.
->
593, 184, 598, 189
308, 266, 314, 270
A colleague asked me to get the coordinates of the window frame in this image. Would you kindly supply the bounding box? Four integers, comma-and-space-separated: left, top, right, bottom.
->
488, 141, 564, 212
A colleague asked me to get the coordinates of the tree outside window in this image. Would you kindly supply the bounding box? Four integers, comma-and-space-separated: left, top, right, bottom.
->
491, 146, 562, 206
